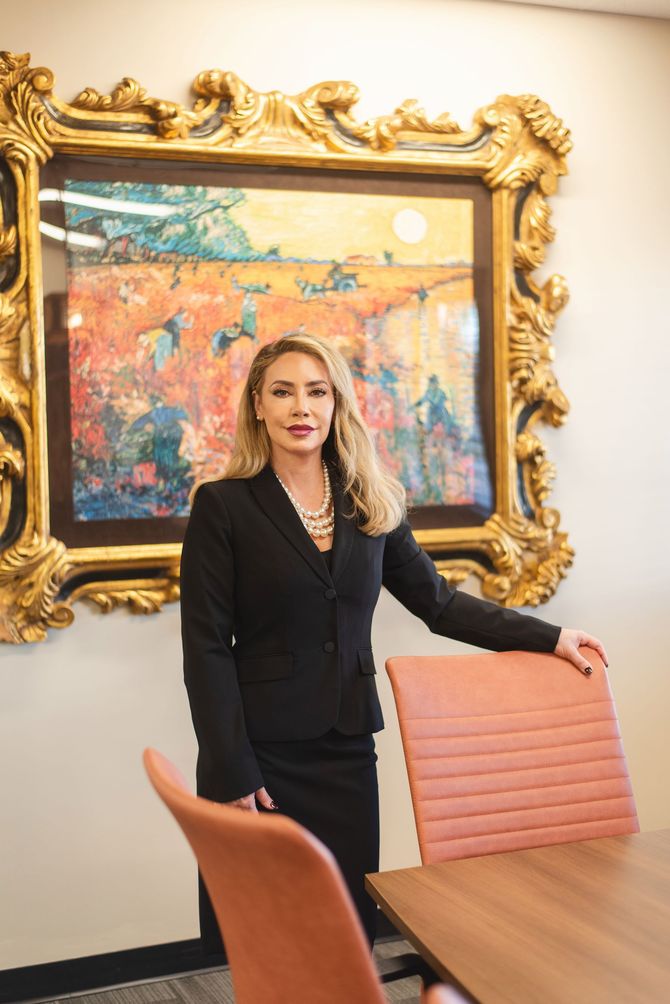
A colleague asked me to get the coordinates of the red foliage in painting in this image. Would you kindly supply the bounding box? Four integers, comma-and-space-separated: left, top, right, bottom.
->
68, 260, 476, 504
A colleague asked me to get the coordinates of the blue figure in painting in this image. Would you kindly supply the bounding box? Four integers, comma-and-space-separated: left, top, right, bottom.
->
140, 309, 193, 372
326, 263, 359, 292
415, 374, 460, 439
211, 322, 258, 356
296, 277, 327, 300
129, 403, 189, 487
231, 276, 270, 339
232, 276, 271, 296
241, 290, 258, 340
379, 364, 399, 394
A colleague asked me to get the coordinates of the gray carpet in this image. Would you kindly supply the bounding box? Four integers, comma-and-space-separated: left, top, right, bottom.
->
39, 940, 422, 1004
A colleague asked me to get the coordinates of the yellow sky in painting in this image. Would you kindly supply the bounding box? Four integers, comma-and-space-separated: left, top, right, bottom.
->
231, 189, 473, 265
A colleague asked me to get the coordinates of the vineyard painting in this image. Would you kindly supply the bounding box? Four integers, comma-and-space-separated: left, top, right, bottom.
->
60, 178, 490, 522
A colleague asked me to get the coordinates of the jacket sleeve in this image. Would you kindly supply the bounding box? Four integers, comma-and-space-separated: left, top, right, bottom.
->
382, 520, 561, 653
180, 482, 264, 802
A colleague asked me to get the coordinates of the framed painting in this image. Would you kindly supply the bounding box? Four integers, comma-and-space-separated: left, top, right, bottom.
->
0, 52, 574, 641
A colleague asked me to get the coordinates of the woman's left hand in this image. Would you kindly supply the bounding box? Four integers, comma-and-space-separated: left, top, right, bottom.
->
554, 628, 609, 676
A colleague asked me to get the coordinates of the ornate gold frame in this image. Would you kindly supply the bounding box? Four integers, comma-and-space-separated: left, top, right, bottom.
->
0, 51, 574, 642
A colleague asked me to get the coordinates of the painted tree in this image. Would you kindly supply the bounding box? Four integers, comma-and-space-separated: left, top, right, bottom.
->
63, 180, 259, 260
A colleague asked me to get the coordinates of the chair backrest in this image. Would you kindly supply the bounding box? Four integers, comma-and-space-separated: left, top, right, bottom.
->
143, 749, 387, 1004
386, 649, 639, 865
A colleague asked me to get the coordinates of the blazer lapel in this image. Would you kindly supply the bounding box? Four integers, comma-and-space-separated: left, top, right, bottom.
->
330, 466, 355, 585
249, 465, 332, 586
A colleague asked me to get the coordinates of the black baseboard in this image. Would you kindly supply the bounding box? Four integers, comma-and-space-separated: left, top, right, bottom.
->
0, 911, 401, 1003
0, 939, 218, 1004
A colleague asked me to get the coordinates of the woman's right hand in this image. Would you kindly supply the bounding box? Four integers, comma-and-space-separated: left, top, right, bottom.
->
227, 786, 278, 812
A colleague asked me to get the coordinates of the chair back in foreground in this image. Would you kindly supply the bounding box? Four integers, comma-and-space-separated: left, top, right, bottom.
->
386, 650, 639, 865
143, 748, 387, 1004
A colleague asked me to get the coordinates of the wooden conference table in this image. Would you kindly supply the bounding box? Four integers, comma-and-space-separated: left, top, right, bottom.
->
366, 829, 670, 1003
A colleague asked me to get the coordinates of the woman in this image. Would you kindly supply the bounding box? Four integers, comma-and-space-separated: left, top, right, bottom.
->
180, 332, 607, 951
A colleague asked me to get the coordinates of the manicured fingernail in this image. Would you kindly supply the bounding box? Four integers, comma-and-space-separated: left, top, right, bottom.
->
584, 666, 592, 675
270, 801, 279, 809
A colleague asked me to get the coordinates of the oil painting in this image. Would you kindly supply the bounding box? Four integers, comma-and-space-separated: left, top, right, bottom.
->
47, 178, 490, 524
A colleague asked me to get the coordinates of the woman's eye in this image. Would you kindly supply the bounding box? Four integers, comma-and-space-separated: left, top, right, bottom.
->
311, 388, 327, 397
272, 389, 289, 397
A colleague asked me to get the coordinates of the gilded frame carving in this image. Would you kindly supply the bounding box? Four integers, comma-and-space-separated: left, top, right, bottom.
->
0, 51, 574, 642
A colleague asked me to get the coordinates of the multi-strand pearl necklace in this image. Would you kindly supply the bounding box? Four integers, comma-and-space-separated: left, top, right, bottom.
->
275, 460, 335, 539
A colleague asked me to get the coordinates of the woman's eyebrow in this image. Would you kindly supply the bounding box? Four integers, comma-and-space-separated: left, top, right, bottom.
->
269, 379, 329, 387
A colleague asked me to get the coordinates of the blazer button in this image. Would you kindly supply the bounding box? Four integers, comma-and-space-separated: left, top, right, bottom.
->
323, 641, 336, 653
324, 588, 337, 600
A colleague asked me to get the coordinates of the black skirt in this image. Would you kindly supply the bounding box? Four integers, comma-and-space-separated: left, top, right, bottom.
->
199, 728, 380, 953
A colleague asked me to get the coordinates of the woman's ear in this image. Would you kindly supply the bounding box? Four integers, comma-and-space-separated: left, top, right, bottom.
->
252, 390, 262, 419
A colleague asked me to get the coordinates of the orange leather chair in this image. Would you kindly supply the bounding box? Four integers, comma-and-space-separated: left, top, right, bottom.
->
144, 748, 448, 1004
386, 649, 639, 865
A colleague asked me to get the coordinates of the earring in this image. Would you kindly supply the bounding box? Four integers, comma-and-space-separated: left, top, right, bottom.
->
256, 415, 262, 421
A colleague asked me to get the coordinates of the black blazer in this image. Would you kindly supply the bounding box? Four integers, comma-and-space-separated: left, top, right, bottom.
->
180, 464, 561, 802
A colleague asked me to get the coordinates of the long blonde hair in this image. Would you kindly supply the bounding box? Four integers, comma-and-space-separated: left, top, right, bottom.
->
219, 333, 406, 536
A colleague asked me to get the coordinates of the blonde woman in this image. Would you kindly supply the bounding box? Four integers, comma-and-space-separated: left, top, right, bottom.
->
180, 332, 607, 952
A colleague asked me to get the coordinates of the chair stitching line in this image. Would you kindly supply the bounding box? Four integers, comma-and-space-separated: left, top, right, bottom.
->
411, 754, 626, 783
419, 792, 635, 822
405, 716, 618, 742
409, 736, 624, 762
422, 812, 639, 845
415, 775, 633, 803
401, 698, 613, 723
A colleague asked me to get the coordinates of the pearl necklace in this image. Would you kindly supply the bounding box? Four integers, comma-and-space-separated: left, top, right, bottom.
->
275, 461, 335, 539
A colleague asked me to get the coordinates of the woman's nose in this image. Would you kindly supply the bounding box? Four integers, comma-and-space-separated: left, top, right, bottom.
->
293, 394, 309, 414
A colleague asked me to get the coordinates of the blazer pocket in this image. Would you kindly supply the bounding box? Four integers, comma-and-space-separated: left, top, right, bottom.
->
357, 649, 377, 675
236, 654, 294, 683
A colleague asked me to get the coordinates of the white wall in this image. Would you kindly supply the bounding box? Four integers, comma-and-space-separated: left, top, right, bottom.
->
1, 0, 669, 969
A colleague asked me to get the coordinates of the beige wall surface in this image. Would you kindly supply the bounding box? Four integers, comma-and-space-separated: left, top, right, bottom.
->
1, 0, 669, 970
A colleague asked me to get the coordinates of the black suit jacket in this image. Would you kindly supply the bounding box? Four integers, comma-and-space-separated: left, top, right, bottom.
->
180, 464, 561, 802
